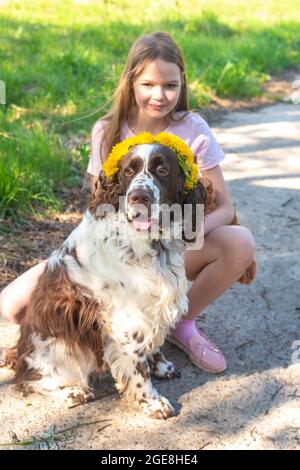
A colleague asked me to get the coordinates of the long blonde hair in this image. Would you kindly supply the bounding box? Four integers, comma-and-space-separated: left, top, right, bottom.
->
99, 32, 189, 163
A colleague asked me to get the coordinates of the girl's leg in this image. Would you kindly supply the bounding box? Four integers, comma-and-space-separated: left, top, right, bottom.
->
184, 225, 256, 318
169, 225, 256, 372
0, 260, 48, 324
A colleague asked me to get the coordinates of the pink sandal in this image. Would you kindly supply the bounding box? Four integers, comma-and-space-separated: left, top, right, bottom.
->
168, 328, 227, 373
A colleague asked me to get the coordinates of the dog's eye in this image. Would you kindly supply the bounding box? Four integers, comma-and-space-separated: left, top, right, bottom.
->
156, 166, 169, 176
125, 167, 135, 177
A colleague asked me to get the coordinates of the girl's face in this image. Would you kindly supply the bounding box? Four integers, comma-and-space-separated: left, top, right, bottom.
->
133, 58, 182, 123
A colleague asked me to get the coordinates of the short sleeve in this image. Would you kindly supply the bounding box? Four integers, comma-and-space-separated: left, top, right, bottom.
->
87, 120, 108, 177
189, 114, 225, 172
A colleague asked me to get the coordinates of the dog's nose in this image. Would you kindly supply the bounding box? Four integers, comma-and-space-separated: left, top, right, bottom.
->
128, 188, 152, 205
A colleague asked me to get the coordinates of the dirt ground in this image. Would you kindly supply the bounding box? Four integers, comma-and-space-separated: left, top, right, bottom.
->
0, 70, 299, 450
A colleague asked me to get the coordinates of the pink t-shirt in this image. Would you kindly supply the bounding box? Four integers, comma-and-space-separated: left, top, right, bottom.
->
87, 112, 225, 177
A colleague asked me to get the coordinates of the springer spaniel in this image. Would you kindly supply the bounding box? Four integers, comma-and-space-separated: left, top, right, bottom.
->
13, 143, 207, 419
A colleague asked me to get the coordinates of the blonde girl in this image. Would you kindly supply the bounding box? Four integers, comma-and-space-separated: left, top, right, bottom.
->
0, 32, 255, 372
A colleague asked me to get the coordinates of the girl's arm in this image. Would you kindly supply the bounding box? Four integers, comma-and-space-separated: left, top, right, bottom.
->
90, 175, 98, 192
202, 165, 234, 236
88, 119, 108, 192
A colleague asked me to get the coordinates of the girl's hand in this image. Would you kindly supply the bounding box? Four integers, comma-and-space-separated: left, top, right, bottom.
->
202, 165, 234, 236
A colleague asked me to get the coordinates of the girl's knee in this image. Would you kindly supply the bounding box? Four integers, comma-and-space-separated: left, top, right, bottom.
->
237, 226, 256, 259
0, 285, 19, 323
0, 260, 47, 323
220, 226, 256, 269
231, 227, 255, 269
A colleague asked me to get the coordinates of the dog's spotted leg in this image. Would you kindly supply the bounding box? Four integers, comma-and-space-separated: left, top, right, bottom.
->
104, 340, 175, 419
131, 355, 175, 419
148, 348, 180, 380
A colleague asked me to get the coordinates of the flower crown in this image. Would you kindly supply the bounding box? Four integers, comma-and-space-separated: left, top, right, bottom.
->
102, 132, 199, 190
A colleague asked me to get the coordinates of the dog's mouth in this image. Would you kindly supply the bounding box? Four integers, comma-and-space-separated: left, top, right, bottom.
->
131, 212, 152, 232
127, 207, 177, 234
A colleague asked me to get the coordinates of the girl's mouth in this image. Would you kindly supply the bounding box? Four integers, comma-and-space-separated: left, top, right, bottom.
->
149, 104, 165, 111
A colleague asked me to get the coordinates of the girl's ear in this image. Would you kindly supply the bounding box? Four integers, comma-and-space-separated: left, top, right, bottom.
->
180, 179, 208, 244
88, 170, 121, 215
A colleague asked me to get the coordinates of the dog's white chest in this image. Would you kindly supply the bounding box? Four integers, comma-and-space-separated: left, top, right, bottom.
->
63, 214, 188, 349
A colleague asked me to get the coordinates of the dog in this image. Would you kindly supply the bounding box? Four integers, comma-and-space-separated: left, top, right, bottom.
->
13, 142, 207, 419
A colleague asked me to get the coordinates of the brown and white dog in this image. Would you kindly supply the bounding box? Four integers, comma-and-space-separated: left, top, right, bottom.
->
13, 143, 207, 419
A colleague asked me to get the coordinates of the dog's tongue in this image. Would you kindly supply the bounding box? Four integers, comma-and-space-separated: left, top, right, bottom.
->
133, 219, 151, 231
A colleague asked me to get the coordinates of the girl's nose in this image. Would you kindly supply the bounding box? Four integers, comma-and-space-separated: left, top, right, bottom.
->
152, 86, 164, 100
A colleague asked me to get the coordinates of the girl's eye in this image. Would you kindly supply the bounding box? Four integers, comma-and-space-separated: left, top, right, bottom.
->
125, 167, 135, 177
141, 83, 177, 88
157, 166, 169, 176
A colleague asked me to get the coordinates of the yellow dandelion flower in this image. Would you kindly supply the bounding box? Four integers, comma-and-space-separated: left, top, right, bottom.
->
103, 131, 199, 190
191, 163, 199, 180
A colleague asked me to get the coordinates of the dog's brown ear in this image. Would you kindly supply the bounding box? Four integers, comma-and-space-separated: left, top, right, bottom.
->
199, 176, 217, 215
88, 170, 121, 215
180, 179, 208, 243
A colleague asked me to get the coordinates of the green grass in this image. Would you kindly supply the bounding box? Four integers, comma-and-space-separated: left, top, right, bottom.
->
1, 0, 300, 219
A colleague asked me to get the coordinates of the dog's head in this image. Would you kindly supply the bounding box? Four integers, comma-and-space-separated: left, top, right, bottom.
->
89, 143, 207, 243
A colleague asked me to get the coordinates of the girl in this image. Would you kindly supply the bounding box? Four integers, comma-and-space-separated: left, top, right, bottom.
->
0, 32, 255, 373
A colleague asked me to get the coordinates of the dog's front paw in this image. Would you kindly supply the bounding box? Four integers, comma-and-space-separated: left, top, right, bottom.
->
150, 359, 181, 380
0, 347, 18, 370
67, 388, 95, 408
141, 396, 175, 419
